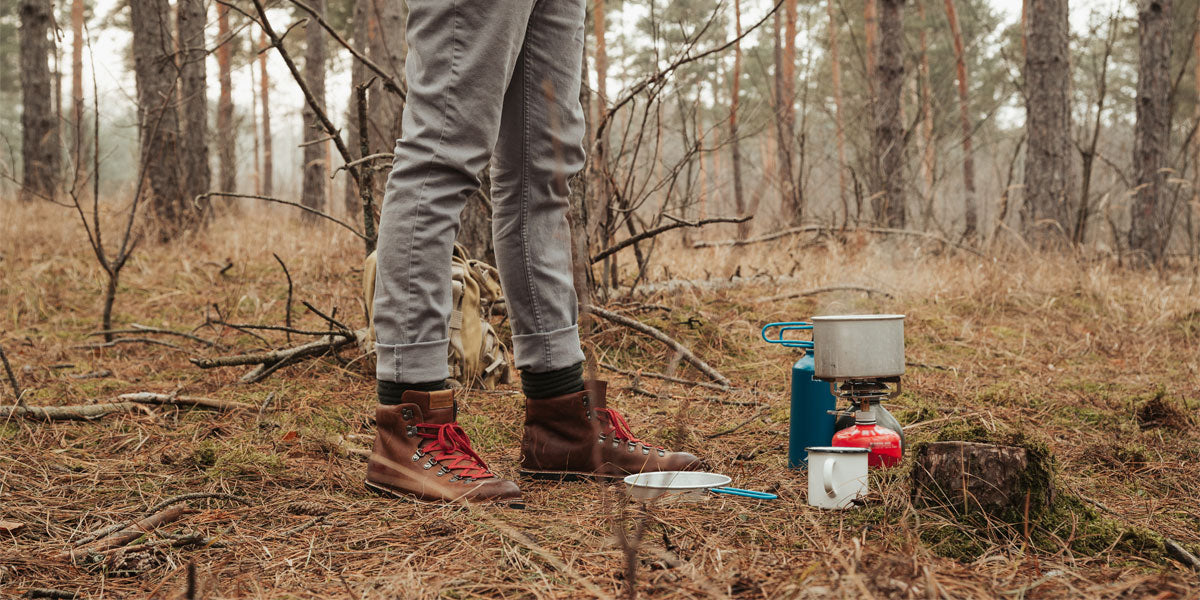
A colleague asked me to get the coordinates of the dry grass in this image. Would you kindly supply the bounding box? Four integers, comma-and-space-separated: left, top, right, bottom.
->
1, 201, 1198, 599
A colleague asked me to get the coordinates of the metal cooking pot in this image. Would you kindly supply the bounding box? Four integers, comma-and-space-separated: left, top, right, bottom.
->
812, 314, 905, 380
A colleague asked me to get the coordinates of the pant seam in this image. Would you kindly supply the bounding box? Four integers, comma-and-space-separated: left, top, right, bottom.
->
395, 0, 462, 380
517, 41, 548, 368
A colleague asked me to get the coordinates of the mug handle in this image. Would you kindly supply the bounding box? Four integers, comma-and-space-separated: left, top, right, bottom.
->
823, 458, 837, 497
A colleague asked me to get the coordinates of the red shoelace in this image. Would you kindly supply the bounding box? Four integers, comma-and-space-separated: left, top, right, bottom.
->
415, 422, 493, 479
597, 408, 664, 451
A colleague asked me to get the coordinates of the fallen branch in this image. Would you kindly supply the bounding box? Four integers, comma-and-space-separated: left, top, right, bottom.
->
190, 332, 361, 384
590, 215, 750, 264
600, 362, 732, 393
588, 307, 730, 388
24, 589, 79, 599
60, 506, 190, 560
759, 284, 894, 303
694, 226, 985, 257
1, 393, 253, 421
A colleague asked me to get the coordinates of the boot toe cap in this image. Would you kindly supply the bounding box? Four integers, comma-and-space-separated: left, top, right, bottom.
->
664, 451, 703, 471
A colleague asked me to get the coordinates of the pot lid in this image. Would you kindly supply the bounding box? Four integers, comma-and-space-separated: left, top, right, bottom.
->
812, 314, 905, 321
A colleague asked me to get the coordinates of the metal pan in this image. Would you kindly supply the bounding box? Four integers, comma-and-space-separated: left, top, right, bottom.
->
812, 314, 905, 380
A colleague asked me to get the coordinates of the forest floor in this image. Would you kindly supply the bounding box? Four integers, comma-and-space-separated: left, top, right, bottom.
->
1, 202, 1199, 599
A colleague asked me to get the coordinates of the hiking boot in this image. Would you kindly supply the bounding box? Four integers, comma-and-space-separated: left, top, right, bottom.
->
366, 389, 523, 507
520, 381, 702, 479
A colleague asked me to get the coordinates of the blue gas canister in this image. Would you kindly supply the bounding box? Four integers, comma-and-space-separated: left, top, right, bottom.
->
762, 322, 838, 469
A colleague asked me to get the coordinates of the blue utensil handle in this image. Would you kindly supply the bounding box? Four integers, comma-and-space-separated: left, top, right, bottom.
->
710, 486, 778, 500
761, 322, 814, 348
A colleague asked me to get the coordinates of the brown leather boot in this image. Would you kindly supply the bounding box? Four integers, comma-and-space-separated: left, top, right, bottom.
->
366, 389, 522, 507
520, 381, 702, 479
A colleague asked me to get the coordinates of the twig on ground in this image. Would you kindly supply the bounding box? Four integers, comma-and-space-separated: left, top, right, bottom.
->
60, 506, 190, 560
146, 492, 250, 514
68, 369, 113, 380
0, 393, 253, 421
759, 284, 894, 302
705, 406, 772, 439
87, 324, 224, 349
75, 337, 190, 352
209, 321, 331, 337
301, 301, 354, 336
590, 215, 750, 264
277, 515, 326, 538
694, 226, 986, 257
600, 362, 732, 392
588, 307, 731, 388
0, 344, 23, 403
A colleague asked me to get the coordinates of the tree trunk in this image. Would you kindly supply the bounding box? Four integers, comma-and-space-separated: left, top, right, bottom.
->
216, 3, 236, 196
1191, 1, 1200, 263
177, 0, 210, 218
368, 0, 406, 159
260, 29, 273, 198
873, 0, 905, 227
18, 0, 59, 202
1129, 0, 1174, 265
343, 0, 370, 215
731, 0, 748, 240
827, 0, 850, 230
864, 0, 878, 91
917, 0, 936, 221
70, 0, 85, 191
1022, 0, 1073, 247
944, 0, 976, 239
130, 0, 186, 239
593, 0, 614, 288
301, 0, 329, 220
781, 0, 799, 224
250, 52, 260, 197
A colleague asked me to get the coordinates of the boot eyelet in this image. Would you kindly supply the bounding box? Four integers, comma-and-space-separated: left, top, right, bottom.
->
401, 408, 414, 420
643, 447, 650, 455
449, 474, 460, 482
658, 449, 666, 457
436, 466, 450, 477
612, 439, 620, 448
411, 450, 424, 462
597, 433, 607, 443
405, 426, 417, 438
627, 443, 637, 453
423, 458, 436, 470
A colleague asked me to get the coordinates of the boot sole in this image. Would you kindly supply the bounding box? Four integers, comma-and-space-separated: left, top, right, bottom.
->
365, 480, 525, 510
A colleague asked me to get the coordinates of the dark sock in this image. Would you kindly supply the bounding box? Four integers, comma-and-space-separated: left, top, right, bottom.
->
521, 362, 585, 400
377, 379, 447, 405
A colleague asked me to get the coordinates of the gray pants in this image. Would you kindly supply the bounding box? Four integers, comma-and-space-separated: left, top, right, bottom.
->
374, 0, 588, 383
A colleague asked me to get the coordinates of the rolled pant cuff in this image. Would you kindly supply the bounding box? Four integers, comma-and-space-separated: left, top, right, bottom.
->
512, 324, 586, 373
375, 338, 451, 383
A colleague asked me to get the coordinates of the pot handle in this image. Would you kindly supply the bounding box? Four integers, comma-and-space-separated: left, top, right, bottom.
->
761, 322, 814, 349
823, 458, 837, 497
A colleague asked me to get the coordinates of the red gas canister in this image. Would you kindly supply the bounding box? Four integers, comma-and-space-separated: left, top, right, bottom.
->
832, 410, 902, 468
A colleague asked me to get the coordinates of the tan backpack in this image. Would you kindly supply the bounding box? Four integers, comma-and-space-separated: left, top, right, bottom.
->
362, 245, 513, 389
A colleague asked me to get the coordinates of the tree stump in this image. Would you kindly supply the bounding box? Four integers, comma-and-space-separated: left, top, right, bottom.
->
912, 441, 1054, 520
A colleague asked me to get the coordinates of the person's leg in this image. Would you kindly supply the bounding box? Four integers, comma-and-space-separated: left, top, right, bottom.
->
367, 0, 533, 505
373, 0, 533, 387
489, 0, 588, 382
492, 0, 702, 479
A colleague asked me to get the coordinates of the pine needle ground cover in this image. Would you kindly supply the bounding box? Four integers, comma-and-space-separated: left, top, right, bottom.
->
2, 204, 1198, 599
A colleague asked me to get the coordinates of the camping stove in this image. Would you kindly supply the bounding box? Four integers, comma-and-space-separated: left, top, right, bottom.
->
828, 377, 907, 449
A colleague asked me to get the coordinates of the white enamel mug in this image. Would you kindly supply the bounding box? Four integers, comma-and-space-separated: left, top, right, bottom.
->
805, 446, 869, 509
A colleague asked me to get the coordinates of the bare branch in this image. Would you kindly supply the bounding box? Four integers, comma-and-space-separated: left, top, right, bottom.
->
588, 306, 730, 388
590, 215, 750, 264
0, 344, 22, 404
196, 192, 369, 240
